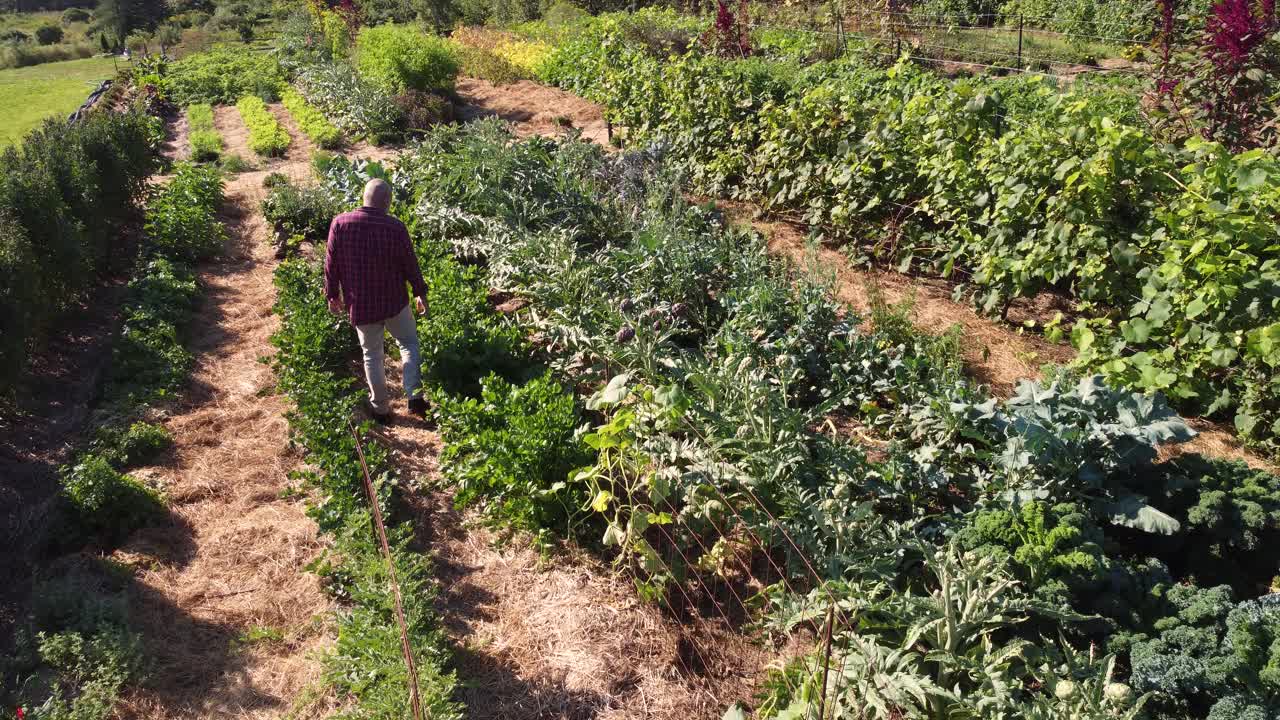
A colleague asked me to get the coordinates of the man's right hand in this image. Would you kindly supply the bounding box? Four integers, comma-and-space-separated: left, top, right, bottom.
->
415, 297, 428, 316
328, 297, 344, 315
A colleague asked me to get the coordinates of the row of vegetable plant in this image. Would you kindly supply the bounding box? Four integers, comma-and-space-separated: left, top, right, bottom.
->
275, 121, 1279, 719
186, 103, 223, 162
6, 163, 227, 720
522, 8, 1280, 458
280, 87, 343, 148
236, 95, 291, 157
268, 165, 460, 717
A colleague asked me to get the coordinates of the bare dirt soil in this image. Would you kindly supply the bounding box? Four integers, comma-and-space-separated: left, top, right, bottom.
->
455, 77, 612, 146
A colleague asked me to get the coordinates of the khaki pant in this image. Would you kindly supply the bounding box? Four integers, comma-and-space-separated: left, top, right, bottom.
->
355, 304, 421, 414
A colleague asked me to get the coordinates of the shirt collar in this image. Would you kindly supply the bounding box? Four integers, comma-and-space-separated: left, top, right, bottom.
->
357, 206, 387, 215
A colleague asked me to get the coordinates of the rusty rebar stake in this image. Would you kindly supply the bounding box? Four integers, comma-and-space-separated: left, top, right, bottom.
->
349, 420, 424, 720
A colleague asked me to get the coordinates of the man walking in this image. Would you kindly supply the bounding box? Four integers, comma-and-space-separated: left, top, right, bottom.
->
324, 179, 429, 424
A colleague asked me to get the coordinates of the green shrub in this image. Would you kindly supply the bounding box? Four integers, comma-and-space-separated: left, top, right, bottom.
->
185, 103, 221, 162
280, 87, 342, 149
61, 8, 92, 24
61, 455, 163, 544
235, 95, 290, 157
354, 24, 459, 94
34, 24, 64, 45
163, 46, 285, 104
0, 110, 156, 396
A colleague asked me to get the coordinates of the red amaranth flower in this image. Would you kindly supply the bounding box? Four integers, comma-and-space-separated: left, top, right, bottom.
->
1205, 0, 1268, 72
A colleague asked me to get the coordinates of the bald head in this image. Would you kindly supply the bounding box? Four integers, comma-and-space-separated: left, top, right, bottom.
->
363, 179, 392, 211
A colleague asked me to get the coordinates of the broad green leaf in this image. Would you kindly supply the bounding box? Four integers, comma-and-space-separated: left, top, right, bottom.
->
1072, 323, 1095, 353
587, 373, 631, 410
1103, 495, 1181, 535
1122, 318, 1152, 344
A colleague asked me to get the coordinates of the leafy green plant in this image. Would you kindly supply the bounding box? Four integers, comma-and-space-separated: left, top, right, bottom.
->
955, 501, 1171, 629
280, 87, 342, 149
185, 103, 222, 162
354, 24, 459, 94
236, 95, 291, 157
1143, 455, 1280, 594
954, 371, 1195, 528
435, 372, 589, 535
22, 626, 143, 720
296, 61, 405, 144
1121, 585, 1280, 720
61, 455, 163, 544
415, 251, 529, 396
260, 177, 342, 243
91, 421, 173, 468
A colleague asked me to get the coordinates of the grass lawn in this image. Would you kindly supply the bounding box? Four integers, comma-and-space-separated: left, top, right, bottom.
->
0, 55, 123, 146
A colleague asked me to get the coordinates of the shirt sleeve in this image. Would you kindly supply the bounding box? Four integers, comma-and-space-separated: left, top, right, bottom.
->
324, 217, 341, 301
401, 225, 428, 300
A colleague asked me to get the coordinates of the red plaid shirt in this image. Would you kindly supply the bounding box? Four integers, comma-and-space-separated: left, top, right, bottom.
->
324, 207, 427, 326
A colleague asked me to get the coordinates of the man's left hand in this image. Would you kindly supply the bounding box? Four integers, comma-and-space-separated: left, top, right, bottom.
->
328, 297, 344, 315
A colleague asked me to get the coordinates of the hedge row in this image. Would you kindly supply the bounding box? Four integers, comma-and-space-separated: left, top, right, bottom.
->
0, 110, 158, 396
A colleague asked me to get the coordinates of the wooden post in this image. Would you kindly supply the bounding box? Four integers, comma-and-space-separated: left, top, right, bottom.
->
1017, 14, 1024, 67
